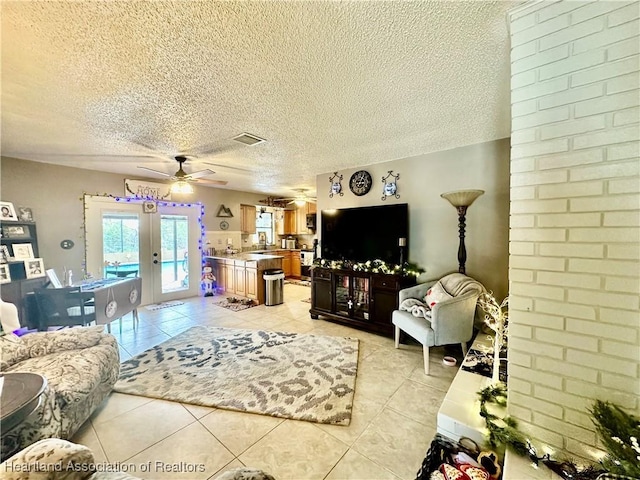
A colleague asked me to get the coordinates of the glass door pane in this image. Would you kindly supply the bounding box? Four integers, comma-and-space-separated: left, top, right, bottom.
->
160, 214, 189, 293
102, 214, 140, 279
352, 276, 370, 320
335, 273, 350, 315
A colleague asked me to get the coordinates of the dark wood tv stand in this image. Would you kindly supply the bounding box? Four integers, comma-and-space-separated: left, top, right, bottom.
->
309, 266, 416, 337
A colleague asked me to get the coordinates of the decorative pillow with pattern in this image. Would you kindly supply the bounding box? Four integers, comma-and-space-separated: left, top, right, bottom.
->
22, 326, 106, 358
424, 281, 453, 308
0, 334, 29, 371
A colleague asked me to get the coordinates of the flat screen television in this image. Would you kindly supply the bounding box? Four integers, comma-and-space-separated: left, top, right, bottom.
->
321, 203, 408, 264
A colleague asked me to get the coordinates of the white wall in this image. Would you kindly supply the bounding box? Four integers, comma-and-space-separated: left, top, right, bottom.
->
316, 138, 511, 298
508, 0, 639, 462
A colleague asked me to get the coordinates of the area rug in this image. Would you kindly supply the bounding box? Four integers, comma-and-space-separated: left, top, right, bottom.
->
144, 300, 184, 311
114, 326, 359, 425
285, 279, 310, 287
213, 296, 257, 312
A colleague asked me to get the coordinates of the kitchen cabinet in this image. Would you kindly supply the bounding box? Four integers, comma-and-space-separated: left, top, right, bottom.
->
310, 267, 416, 337
283, 210, 296, 235
223, 259, 235, 292
234, 261, 246, 296
275, 209, 285, 236
295, 203, 316, 234
206, 254, 282, 304
291, 251, 301, 278
240, 204, 257, 234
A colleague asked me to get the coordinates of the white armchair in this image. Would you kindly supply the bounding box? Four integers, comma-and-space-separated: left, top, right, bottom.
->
391, 273, 485, 374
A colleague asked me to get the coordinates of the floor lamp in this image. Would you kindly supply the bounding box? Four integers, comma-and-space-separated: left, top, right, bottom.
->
441, 189, 484, 274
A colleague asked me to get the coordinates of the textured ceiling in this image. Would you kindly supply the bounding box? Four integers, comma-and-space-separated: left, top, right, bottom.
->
1, 1, 515, 198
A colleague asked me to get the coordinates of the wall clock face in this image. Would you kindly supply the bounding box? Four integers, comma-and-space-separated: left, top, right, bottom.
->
220, 220, 229, 230
349, 170, 373, 196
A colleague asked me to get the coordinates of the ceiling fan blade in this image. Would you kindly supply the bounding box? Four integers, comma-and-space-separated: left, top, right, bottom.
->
202, 162, 253, 172
187, 169, 216, 179
197, 179, 229, 186
137, 166, 172, 177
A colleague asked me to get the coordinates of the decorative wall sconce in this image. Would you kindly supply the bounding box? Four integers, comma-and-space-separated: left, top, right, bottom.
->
381, 171, 400, 201
441, 189, 484, 274
329, 172, 344, 197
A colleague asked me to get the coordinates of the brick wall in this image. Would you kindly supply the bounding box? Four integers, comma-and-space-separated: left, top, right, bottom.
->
508, 0, 639, 461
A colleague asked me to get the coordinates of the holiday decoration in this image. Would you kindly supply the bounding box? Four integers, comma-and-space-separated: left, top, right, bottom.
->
477, 292, 508, 384
312, 258, 424, 277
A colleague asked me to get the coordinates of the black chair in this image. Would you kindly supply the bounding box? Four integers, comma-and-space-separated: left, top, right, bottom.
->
33, 287, 96, 331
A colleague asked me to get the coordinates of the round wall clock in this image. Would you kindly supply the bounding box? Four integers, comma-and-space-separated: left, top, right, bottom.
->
349, 170, 373, 196
220, 220, 229, 230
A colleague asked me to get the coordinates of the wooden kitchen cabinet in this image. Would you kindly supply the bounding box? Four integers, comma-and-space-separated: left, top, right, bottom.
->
283, 210, 296, 234
234, 261, 246, 296
275, 209, 285, 235
223, 260, 235, 292
240, 204, 257, 234
295, 203, 317, 234
275, 249, 292, 276
245, 266, 258, 299
291, 251, 301, 278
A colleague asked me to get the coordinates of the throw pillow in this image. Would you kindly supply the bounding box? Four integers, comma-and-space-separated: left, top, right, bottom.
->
424, 281, 453, 308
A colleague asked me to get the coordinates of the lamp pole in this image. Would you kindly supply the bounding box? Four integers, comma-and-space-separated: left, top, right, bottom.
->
440, 189, 484, 275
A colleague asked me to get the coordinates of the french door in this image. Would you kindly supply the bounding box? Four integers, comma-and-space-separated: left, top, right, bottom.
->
85, 196, 201, 305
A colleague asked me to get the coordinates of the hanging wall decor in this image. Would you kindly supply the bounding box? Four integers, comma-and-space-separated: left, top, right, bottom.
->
328, 172, 344, 197
381, 171, 400, 200
216, 204, 233, 217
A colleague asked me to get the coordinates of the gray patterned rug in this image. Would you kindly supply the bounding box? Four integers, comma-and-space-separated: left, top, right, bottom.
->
114, 326, 359, 425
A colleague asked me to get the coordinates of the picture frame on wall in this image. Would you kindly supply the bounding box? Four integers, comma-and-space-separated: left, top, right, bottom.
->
0, 201, 18, 221
25, 258, 45, 279
12, 243, 34, 259
3, 225, 30, 238
17, 206, 34, 222
0, 245, 10, 263
0, 263, 11, 284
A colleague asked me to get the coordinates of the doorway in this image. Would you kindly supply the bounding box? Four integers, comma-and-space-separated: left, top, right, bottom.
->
84, 195, 202, 305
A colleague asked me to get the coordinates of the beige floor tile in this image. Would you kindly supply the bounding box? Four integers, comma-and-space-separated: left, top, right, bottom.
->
387, 379, 446, 427
91, 392, 154, 425
325, 449, 401, 480
92, 399, 196, 462
120, 332, 172, 356
199, 409, 284, 456
239, 420, 348, 480
316, 392, 386, 446
208, 459, 247, 480
71, 421, 108, 463
183, 403, 217, 419
126, 422, 234, 480
353, 408, 436, 480
354, 361, 406, 405
408, 358, 459, 393
269, 319, 316, 334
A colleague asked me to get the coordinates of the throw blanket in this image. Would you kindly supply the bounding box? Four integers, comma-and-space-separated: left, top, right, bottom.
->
399, 298, 432, 320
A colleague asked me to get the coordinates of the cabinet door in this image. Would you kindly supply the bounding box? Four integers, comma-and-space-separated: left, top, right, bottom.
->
281, 252, 292, 277
240, 205, 257, 234
371, 289, 398, 326
312, 278, 332, 312
224, 263, 235, 293
214, 260, 225, 291
245, 268, 257, 299
234, 265, 246, 296
291, 252, 301, 278
284, 210, 296, 234
275, 209, 285, 235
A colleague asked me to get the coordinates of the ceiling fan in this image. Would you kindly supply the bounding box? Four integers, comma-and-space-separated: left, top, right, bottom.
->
273, 188, 317, 207
138, 155, 227, 193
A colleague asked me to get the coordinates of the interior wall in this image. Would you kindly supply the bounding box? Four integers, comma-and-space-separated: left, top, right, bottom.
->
0, 157, 266, 277
508, 0, 639, 462
315, 138, 511, 298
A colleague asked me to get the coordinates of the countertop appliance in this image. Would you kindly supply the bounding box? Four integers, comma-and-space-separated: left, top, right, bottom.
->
286, 239, 296, 249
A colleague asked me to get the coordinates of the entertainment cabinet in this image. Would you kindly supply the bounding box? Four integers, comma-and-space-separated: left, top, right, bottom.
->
310, 266, 416, 337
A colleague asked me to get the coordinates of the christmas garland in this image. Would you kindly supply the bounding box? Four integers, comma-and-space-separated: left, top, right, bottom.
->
478, 387, 640, 479
312, 258, 424, 277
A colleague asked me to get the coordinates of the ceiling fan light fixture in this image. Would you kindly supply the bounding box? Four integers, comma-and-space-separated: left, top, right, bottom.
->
294, 199, 307, 207
170, 180, 194, 194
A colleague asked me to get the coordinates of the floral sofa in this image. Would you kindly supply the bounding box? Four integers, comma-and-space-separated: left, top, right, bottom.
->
0, 326, 120, 461
0, 438, 275, 480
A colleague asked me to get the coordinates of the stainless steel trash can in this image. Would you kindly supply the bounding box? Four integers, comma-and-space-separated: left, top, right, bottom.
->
263, 269, 284, 306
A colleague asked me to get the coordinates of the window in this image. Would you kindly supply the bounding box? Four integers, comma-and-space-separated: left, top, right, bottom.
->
255, 210, 273, 245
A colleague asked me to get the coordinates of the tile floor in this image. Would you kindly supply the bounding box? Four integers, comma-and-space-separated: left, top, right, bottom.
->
72, 284, 465, 480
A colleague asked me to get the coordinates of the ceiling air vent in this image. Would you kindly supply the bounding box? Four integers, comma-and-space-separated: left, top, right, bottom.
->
232, 132, 266, 146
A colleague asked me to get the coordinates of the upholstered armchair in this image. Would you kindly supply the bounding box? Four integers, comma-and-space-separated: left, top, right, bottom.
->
391, 273, 485, 374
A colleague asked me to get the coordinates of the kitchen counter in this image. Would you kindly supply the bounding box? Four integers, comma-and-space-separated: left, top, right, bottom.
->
206, 252, 284, 261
